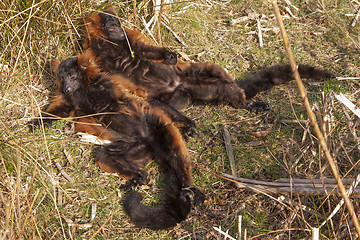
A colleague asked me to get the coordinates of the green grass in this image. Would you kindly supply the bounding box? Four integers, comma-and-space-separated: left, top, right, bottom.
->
1, 0, 360, 239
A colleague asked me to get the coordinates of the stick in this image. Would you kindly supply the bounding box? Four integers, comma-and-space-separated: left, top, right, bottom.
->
221, 174, 360, 196
213, 226, 236, 240
54, 161, 75, 182
132, 0, 138, 27
312, 227, 319, 240
157, 0, 164, 44
223, 127, 241, 187
257, 18, 263, 47
334, 93, 360, 118
91, 203, 97, 222
351, 6, 360, 27
271, 0, 360, 236
238, 215, 242, 240
141, 16, 158, 44
223, 174, 353, 188
278, 178, 359, 185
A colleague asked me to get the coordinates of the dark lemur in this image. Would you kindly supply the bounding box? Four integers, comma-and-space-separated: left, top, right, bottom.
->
85, 7, 333, 111
31, 56, 196, 138
54, 50, 205, 230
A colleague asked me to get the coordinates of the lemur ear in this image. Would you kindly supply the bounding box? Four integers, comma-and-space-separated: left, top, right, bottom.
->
51, 59, 60, 73
77, 49, 101, 77
103, 6, 117, 15
77, 50, 91, 71
79, 61, 88, 71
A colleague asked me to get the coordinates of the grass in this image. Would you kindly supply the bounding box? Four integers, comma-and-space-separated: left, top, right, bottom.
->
1, 0, 360, 239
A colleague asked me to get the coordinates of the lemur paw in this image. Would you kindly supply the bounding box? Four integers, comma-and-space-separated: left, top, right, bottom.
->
182, 186, 206, 206
120, 173, 148, 191
164, 51, 177, 65
181, 125, 197, 141
247, 101, 271, 113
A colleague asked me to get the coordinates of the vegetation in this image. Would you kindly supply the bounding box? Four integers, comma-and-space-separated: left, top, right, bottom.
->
1, 0, 359, 239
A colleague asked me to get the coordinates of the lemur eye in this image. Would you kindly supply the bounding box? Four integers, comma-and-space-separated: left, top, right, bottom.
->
108, 26, 115, 31
69, 72, 78, 80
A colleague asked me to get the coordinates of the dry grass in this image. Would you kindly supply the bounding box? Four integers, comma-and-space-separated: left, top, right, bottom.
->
1, 0, 360, 239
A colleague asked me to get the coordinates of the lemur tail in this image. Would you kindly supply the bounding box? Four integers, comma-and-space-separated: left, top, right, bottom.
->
123, 175, 194, 230
237, 64, 334, 99
123, 110, 204, 230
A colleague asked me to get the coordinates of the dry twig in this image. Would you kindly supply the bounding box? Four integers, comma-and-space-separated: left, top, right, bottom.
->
351, 6, 360, 27
54, 160, 74, 183
223, 127, 241, 188
222, 173, 360, 196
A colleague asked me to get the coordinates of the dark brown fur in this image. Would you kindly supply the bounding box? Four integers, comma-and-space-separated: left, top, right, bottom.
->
51, 51, 204, 230
31, 50, 195, 138
85, 8, 333, 111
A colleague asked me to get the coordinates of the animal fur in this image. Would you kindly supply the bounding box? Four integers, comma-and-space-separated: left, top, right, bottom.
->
85, 7, 333, 111
51, 50, 205, 230
31, 52, 195, 138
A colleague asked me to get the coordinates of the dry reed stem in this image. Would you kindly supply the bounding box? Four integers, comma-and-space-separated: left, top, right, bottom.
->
133, 0, 138, 27
247, 228, 313, 240
157, 0, 164, 44
271, 0, 360, 236
223, 126, 241, 188
222, 173, 360, 196
215, 172, 312, 229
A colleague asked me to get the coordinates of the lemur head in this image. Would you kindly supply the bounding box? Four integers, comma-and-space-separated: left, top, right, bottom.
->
87, 7, 125, 42
99, 9, 125, 42
57, 56, 82, 94
57, 49, 101, 94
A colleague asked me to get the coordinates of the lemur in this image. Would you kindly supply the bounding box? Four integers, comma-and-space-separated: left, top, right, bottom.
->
50, 49, 205, 230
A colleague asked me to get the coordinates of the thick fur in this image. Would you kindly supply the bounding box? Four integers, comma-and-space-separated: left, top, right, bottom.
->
85, 8, 333, 111
85, 7, 177, 65
31, 50, 195, 138
237, 64, 333, 99
54, 52, 204, 230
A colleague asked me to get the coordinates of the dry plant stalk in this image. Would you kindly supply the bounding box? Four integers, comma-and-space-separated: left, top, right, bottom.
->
271, 0, 360, 236
223, 127, 241, 188
133, 0, 138, 27
157, 0, 164, 44
222, 174, 360, 196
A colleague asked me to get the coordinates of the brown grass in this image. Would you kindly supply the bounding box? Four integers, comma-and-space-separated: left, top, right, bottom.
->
1, 0, 360, 239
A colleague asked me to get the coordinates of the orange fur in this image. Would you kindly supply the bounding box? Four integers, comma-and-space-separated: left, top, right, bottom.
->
165, 120, 192, 185
103, 6, 117, 15
49, 51, 205, 230
77, 49, 148, 98
74, 116, 120, 142
51, 59, 61, 72
96, 161, 131, 179
110, 74, 148, 98
77, 49, 101, 79
86, 7, 118, 41
126, 29, 150, 45
47, 95, 65, 112
85, 10, 174, 65
86, 12, 104, 40
144, 105, 192, 186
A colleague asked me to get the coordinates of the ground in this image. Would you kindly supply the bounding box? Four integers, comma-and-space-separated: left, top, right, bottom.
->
1, 0, 360, 239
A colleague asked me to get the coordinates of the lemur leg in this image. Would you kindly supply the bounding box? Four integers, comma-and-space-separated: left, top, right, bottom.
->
148, 100, 196, 138
179, 62, 270, 112
29, 93, 73, 130
94, 142, 152, 190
